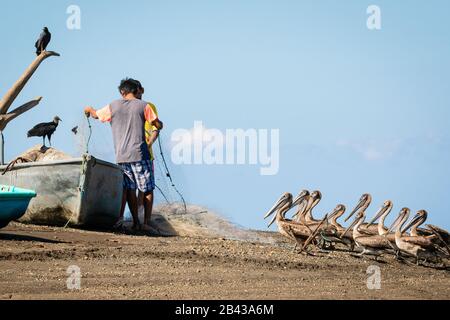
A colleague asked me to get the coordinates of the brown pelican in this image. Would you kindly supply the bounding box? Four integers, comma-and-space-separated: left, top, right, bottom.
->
425, 224, 450, 246
265, 191, 340, 253
344, 193, 372, 223
293, 190, 328, 227
401, 210, 450, 256
264, 192, 314, 251
404, 210, 433, 237
341, 210, 394, 259
327, 204, 355, 250
292, 191, 345, 250
344, 194, 381, 235
303, 190, 322, 224
291, 190, 310, 223
365, 200, 394, 240
328, 204, 346, 232
401, 209, 449, 244
365, 201, 413, 259
405, 209, 450, 244
301, 190, 351, 248
387, 208, 448, 265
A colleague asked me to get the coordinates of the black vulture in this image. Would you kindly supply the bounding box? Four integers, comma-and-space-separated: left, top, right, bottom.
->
35, 27, 51, 56
27, 116, 62, 147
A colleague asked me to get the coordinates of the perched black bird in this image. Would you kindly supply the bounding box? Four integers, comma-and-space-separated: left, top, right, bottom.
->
71, 126, 78, 135
27, 116, 62, 147
35, 27, 51, 56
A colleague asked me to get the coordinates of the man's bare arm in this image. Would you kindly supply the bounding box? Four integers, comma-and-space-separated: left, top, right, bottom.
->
146, 130, 160, 146
84, 106, 99, 119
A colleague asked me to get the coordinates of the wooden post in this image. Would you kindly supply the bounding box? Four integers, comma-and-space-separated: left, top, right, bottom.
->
0, 97, 43, 131
0, 51, 60, 163
0, 51, 59, 116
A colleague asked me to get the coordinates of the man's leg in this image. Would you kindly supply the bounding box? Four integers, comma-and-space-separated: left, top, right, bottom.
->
127, 188, 140, 228
138, 191, 145, 218
143, 191, 154, 225
120, 163, 140, 229
133, 160, 156, 231
113, 188, 127, 229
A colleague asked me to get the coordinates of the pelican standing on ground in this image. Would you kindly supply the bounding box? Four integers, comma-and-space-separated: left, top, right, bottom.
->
400, 209, 449, 246
291, 190, 342, 249
405, 210, 431, 236
366, 200, 394, 240
328, 204, 346, 233
344, 194, 372, 223
387, 208, 436, 265
327, 204, 355, 250
345, 194, 384, 235
425, 224, 450, 246
341, 211, 394, 259
264, 191, 314, 251
294, 190, 329, 227
399, 210, 450, 257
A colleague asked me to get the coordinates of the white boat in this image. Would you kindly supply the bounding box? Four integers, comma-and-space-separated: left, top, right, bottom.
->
0, 154, 123, 227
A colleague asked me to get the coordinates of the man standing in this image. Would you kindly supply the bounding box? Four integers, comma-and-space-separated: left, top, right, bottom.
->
84, 78, 163, 231
133, 80, 160, 228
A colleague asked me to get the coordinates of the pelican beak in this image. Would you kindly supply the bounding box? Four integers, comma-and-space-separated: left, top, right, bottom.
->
267, 211, 278, 228
291, 192, 309, 208
327, 206, 341, 220
264, 196, 286, 220
387, 219, 398, 234
341, 214, 360, 239
387, 210, 406, 233
345, 198, 364, 222
291, 208, 301, 220
290, 192, 309, 219
401, 213, 421, 234
367, 205, 387, 228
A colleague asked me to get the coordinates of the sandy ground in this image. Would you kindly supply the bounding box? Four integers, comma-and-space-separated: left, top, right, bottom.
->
0, 220, 449, 300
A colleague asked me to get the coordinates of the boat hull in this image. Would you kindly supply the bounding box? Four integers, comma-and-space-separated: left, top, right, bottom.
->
0, 155, 123, 227
0, 185, 36, 228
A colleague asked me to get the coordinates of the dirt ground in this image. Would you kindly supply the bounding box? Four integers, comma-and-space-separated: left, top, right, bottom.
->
0, 222, 449, 300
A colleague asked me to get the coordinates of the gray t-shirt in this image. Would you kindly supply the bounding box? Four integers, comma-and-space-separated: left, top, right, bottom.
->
107, 99, 151, 163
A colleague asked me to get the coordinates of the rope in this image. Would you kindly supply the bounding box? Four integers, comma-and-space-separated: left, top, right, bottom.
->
146, 129, 173, 204
155, 184, 171, 204
1, 157, 32, 175
157, 134, 187, 214
85, 116, 93, 154
155, 155, 172, 200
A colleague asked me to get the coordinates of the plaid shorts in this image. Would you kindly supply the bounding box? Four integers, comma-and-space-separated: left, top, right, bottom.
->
119, 160, 155, 193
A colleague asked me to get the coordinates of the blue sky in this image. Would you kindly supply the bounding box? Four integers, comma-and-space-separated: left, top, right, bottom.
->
1, 0, 449, 230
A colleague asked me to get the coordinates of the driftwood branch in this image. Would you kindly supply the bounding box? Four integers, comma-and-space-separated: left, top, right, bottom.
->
0, 51, 60, 116
0, 97, 43, 131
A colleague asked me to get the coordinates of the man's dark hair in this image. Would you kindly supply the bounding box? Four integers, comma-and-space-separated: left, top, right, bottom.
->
131, 79, 143, 91
118, 78, 140, 96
